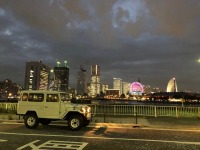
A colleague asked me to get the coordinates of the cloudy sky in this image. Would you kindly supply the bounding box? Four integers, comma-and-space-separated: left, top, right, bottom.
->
0, 0, 200, 92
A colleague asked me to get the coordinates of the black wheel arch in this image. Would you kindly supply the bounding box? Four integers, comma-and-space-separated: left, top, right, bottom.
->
25, 111, 37, 116
23, 111, 38, 119
65, 112, 85, 120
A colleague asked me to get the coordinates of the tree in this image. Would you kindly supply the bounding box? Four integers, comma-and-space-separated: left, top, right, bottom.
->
120, 93, 126, 99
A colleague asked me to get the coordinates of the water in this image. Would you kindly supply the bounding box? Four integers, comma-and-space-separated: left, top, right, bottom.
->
92, 99, 200, 107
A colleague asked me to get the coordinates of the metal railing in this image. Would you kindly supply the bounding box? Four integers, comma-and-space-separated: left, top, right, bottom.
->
89, 105, 200, 118
0, 103, 200, 118
0, 103, 18, 113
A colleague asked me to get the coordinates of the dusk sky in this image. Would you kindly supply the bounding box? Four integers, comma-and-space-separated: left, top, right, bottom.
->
0, 0, 200, 92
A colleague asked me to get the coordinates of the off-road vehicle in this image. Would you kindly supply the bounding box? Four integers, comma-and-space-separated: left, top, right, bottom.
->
17, 90, 92, 131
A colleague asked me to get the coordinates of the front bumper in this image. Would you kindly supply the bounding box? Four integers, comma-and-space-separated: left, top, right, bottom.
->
84, 113, 93, 121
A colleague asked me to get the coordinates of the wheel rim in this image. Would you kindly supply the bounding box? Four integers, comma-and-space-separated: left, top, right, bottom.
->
27, 117, 36, 126
70, 118, 80, 128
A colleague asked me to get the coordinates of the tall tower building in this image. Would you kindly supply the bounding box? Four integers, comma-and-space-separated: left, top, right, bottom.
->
122, 82, 131, 95
24, 61, 50, 90
53, 61, 69, 92
102, 84, 109, 94
113, 78, 122, 95
90, 65, 100, 98
77, 66, 87, 95
167, 78, 178, 92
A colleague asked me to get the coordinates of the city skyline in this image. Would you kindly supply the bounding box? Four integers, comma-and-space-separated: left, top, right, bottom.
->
0, 60, 191, 93
0, 1, 200, 92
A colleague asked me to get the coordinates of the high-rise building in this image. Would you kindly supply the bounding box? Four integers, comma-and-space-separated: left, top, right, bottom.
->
24, 61, 50, 90
113, 78, 122, 95
102, 84, 109, 94
77, 66, 87, 95
91, 65, 100, 76
87, 83, 91, 96
0, 79, 19, 99
167, 78, 178, 92
54, 66, 69, 92
122, 82, 130, 95
90, 65, 100, 98
143, 85, 151, 94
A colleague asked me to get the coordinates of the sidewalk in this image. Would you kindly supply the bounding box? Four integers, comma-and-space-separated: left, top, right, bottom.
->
93, 115, 200, 130
0, 113, 199, 130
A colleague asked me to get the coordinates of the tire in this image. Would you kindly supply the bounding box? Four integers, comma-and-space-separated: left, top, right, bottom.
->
83, 120, 90, 127
39, 119, 51, 125
24, 113, 39, 129
68, 115, 83, 131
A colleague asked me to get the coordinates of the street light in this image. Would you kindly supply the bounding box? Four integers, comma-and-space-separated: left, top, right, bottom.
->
64, 60, 67, 67
57, 61, 61, 67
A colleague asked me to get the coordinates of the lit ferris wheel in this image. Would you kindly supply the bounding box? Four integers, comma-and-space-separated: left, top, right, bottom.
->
129, 82, 144, 95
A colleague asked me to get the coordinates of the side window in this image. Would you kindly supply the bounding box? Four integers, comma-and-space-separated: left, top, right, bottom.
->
60, 93, 70, 101
28, 93, 44, 102
46, 94, 59, 102
22, 93, 28, 101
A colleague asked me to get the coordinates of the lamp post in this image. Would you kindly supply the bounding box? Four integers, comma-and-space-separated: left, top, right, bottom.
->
64, 60, 67, 67
57, 61, 61, 67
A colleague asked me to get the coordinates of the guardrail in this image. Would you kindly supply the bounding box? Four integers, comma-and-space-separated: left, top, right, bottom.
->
0, 103, 18, 113
0, 103, 200, 118
90, 105, 200, 118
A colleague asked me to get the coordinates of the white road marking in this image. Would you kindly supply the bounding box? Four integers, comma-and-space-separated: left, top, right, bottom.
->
1, 121, 200, 132
0, 139, 7, 142
17, 140, 88, 150
0, 132, 200, 146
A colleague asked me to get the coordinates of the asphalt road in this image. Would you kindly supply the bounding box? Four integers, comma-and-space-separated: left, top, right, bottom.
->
0, 122, 200, 150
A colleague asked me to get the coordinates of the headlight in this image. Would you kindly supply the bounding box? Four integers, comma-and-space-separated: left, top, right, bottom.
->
81, 107, 86, 113
87, 107, 91, 113
81, 106, 91, 113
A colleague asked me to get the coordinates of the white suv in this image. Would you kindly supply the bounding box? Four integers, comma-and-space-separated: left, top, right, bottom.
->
17, 90, 92, 131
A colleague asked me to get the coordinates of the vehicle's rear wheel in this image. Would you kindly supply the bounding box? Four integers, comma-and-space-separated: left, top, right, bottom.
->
24, 113, 39, 129
68, 115, 83, 131
39, 119, 51, 125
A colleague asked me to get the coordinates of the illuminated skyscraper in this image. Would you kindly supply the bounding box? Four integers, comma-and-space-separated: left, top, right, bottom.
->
167, 78, 178, 92
54, 66, 69, 92
113, 78, 122, 95
102, 84, 109, 94
24, 61, 50, 90
77, 66, 87, 95
122, 82, 131, 95
91, 65, 100, 76
90, 65, 100, 98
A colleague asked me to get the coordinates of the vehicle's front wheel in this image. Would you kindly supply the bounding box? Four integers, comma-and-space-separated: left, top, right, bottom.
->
24, 113, 39, 129
68, 115, 83, 131
39, 119, 51, 125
